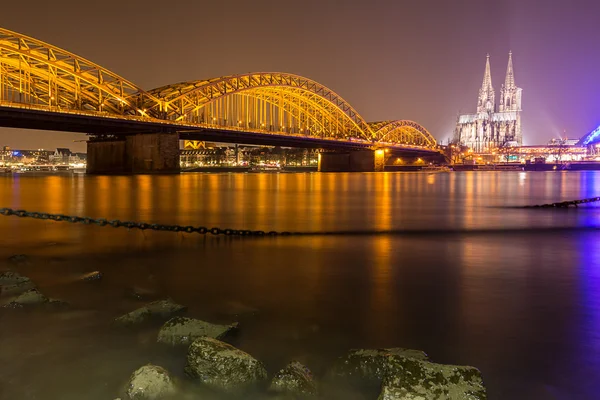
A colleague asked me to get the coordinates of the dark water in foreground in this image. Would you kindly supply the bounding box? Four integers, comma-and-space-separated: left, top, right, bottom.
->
0, 171, 599, 400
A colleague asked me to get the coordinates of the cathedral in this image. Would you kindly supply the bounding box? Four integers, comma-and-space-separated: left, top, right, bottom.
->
454, 53, 522, 153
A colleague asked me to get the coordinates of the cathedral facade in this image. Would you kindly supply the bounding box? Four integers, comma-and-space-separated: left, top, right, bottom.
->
454, 53, 522, 153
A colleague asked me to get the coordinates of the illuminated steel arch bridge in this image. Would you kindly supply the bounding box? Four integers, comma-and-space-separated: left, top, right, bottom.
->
0, 27, 441, 172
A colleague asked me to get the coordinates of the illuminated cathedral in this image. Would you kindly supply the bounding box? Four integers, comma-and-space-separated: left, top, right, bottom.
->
454, 53, 522, 153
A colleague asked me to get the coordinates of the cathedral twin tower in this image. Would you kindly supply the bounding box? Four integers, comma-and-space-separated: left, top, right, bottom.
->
455, 53, 522, 153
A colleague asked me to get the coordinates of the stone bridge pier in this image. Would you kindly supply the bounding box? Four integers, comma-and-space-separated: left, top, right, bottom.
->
86, 133, 180, 174
318, 150, 385, 172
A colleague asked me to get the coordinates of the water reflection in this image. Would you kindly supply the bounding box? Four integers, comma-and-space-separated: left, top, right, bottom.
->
0, 172, 599, 399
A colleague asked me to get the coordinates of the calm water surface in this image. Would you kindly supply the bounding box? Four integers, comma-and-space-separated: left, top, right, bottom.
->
0, 171, 599, 399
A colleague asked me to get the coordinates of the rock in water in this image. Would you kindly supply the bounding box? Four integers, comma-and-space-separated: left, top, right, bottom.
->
0, 271, 31, 285
9, 288, 48, 305
184, 337, 267, 392
114, 299, 186, 326
8, 254, 30, 265
126, 364, 176, 400
157, 317, 238, 345
3, 289, 47, 308
81, 271, 103, 282
269, 361, 317, 398
378, 357, 487, 400
331, 348, 429, 383
0, 280, 36, 297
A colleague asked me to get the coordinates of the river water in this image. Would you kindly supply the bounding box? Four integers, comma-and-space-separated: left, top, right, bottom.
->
0, 171, 599, 399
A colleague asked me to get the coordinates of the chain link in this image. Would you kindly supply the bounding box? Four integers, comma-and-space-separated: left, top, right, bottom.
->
524, 196, 600, 208
0, 208, 294, 237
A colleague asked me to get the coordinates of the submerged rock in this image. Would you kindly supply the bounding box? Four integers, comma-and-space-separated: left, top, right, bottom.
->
220, 301, 259, 317
8, 254, 30, 265
126, 364, 176, 400
157, 316, 238, 346
126, 286, 160, 301
378, 357, 487, 400
331, 347, 429, 383
0, 271, 31, 285
184, 337, 267, 392
269, 361, 317, 398
81, 271, 103, 282
114, 299, 186, 326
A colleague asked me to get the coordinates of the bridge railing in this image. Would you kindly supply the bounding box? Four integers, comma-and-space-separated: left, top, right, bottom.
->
0, 99, 438, 151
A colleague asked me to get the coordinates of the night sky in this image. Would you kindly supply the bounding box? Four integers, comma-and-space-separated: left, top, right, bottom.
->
1, 0, 599, 152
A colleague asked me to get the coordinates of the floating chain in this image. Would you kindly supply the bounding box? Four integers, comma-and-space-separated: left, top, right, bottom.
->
0, 208, 295, 237
524, 196, 600, 208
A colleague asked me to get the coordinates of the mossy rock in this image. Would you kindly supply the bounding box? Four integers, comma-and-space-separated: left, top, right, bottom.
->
114, 299, 186, 326
1, 280, 35, 297
126, 364, 176, 400
0, 271, 31, 285
330, 348, 429, 383
7, 288, 48, 306
378, 357, 486, 399
184, 337, 267, 392
157, 316, 238, 345
269, 361, 317, 398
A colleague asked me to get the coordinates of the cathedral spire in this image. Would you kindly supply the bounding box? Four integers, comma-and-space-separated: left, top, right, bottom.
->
504, 51, 515, 88
482, 54, 493, 92
477, 54, 495, 113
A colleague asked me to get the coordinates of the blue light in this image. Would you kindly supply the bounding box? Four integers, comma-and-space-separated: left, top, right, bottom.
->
582, 125, 600, 146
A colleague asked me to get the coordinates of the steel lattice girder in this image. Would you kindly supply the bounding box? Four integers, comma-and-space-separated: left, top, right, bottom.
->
145, 73, 374, 139
0, 28, 160, 116
369, 120, 437, 147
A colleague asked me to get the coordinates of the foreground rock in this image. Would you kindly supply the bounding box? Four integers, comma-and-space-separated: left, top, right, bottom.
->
378, 357, 487, 400
1, 286, 68, 309
331, 348, 429, 384
114, 299, 186, 326
4, 288, 48, 307
157, 316, 238, 345
269, 361, 317, 398
0, 280, 36, 297
184, 337, 267, 392
0, 271, 31, 285
126, 364, 176, 400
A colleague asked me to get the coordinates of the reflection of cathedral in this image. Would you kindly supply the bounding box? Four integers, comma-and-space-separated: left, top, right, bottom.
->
454, 53, 522, 153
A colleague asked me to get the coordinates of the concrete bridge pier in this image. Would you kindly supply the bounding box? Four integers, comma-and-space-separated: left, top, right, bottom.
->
318, 149, 385, 172
87, 132, 180, 174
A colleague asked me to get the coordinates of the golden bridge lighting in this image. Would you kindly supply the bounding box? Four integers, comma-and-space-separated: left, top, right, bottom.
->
0, 27, 438, 151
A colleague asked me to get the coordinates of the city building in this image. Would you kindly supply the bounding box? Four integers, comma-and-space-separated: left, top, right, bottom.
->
180, 146, 319, 168
454, 53, 522, 153
0, 147, 85, 166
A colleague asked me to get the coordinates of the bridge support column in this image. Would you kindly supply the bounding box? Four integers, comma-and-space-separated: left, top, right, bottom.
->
318, 150, 385, 172
87, 133, 180, 174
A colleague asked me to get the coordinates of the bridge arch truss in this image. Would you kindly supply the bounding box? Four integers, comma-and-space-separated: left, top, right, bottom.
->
146, 73, 375, 141
369, 120, 437, 148
0, 28, 160, 117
